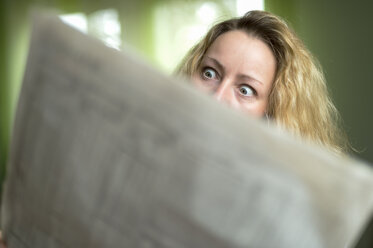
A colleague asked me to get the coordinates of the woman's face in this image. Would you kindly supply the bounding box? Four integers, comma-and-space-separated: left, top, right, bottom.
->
192, 30, 276, 117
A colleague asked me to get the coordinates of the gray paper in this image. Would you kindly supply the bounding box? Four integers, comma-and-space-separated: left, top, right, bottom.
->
2, 12, 373, 248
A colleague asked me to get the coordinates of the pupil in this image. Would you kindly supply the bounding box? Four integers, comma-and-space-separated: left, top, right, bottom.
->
241, 88, 247, 94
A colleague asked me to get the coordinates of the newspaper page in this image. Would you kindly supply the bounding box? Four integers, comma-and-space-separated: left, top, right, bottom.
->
2, 11, 373, 248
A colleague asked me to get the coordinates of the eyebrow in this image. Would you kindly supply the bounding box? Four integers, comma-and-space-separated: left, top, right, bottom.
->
204, 56, 263, 85
205, 56, 224, 73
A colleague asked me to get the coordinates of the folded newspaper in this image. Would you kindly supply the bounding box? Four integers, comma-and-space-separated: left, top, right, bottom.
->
2, 11, 373, 248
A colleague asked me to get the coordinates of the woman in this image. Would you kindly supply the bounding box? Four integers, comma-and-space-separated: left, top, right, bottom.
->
176, 10, 349, 154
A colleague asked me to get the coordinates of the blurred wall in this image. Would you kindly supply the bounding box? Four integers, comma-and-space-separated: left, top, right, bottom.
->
267, 0, 373, 163
0, 0, 9, 190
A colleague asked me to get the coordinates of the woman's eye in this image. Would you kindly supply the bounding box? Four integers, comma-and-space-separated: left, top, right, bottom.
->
238, 85, 256, 97
202, 68, 217, 80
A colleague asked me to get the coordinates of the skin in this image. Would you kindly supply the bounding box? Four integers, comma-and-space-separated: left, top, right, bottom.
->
192, 30, 277, 117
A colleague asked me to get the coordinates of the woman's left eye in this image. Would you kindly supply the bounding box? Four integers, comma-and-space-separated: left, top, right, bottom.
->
238, 85, 256, 97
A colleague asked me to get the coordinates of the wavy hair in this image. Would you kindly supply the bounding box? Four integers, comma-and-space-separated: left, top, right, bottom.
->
175, 10, 349, 154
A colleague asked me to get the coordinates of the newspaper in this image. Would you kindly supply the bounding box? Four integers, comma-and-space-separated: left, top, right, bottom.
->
2, 11, 373, 248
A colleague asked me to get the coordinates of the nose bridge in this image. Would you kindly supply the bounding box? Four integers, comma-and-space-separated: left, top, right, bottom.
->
214, 78, 233, 103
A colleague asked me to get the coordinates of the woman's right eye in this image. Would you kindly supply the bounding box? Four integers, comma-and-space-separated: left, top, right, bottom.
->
202, 68, 218, 80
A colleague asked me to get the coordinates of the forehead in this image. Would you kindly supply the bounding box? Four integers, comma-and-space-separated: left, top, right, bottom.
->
205, 30, 276, 75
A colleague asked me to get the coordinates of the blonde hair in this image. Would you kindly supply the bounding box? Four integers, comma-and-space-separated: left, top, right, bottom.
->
176, 10, 349, 154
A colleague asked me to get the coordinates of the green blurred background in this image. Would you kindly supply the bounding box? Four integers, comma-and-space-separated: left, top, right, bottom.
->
1, 0, 373, 189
